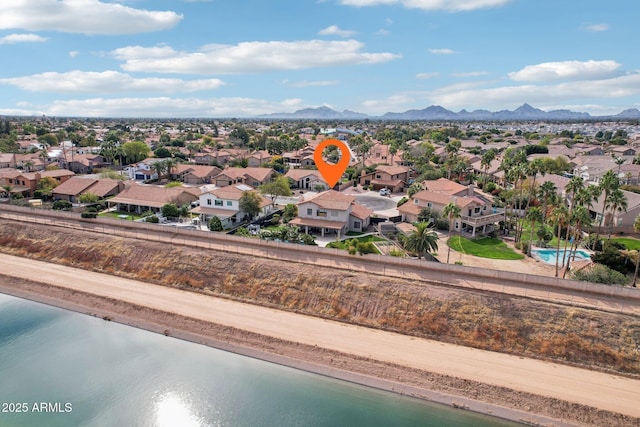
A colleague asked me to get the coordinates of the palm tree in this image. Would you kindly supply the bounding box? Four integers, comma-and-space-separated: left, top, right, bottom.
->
548, 205, 569, 277
563, 205, 593, 278
538, 180, 557, 223
633, 214, 640, 287
442, 202, 461, 264
605, 188, 628, 242
402, 222, 439, 260
480, 148, 497, 186
525, 206, 543, 257
593, 170, 619, 249
560, 176, 586, 267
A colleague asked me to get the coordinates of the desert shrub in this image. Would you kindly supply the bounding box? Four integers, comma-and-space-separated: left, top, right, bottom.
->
52, 200, 72, 211
80, 212, 97, 218
145, 215, 159, 223
389, 248, 404, 257
591, 246, 630, 273
571, 264, 627, 285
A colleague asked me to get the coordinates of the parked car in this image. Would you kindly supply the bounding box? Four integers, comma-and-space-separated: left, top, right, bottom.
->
379, 188, 391, 196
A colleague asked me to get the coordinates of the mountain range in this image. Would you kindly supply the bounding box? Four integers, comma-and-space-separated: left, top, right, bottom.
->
258, 104, 640, 121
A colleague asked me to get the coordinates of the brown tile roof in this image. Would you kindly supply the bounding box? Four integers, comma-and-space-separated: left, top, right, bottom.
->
174, 164, 221, 178
375, 165, 410, 175
87, 179, 122, 197
423, 178, 468, 195
52, 177, 96, 196
215, 167, 273, 182
289, 217, 346, 230
285, 169, 323, 181
302, 190, 355, 210
108, 183, 197, 208
350, 203, 373, 220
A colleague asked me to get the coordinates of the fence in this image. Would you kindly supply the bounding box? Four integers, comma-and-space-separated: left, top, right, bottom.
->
1, 204, 639, 306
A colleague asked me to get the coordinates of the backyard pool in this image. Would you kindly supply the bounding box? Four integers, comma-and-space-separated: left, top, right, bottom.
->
533, 248, 591, 264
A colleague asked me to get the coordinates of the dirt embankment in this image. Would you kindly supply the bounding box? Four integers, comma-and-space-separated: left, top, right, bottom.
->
1, 221, 639, 378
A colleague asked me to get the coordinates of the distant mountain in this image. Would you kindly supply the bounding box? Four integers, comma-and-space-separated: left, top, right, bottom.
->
256, 104, 637, 121
259, 106, 368, 119
613, 108, 640, 119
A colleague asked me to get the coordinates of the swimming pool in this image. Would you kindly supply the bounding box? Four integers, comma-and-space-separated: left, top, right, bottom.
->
533, 248, 591, 264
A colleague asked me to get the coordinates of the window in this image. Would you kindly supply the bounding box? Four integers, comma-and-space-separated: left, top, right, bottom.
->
414, 199, 419, 204
474, 207, 480, 214
215, 200, 223, 206
427, 202, 432, 208
483, 205, 487, 210
207, 199, 212, 205
226, 201, 233, 206
317, 209, 328, 217
307, 208, 313, 215
376, 174, 382, 179
353, 221, 361, 229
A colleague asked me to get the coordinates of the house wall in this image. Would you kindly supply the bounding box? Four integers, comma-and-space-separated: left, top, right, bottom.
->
298, 202, 350, 223
200, 194, 238, 211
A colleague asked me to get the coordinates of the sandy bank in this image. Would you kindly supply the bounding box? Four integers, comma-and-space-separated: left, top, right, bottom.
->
1, 255, 639, 426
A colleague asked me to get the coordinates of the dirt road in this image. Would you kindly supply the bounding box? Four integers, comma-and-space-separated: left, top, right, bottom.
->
2, 253, 639, 420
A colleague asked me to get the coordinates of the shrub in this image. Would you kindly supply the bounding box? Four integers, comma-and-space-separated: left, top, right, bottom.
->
484, 182, 497, 193
389, 248, 404, 257
208, 216, 223, 231
270, 214, 281, 225
52, 200, 73, 210
591, 246, 630, 273
571, 263, 627, 285
356, 242, 377, 255
299, 233, 316, 245
396, 197, 409, 207
80, 212, 97, 218
145, 215, 159, 223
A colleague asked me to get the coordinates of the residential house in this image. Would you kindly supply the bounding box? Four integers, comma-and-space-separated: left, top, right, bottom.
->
289, 190, 373, 237
125, 159, 163, 181
0, 169, 74, 197
359, 165, 410, 192
0, 153, 16, 169
107, 183, 200, 214
63, 154, 110, 174
285, 169, 328, 190
609, 146, 637, 157
247, 150, 272, 167
398, 179, 500, 237
589, 187, 640, 229
170, 164, 221, 185
213, 167, 274, 188
191, 184, 272, 229
52, 177, 124, 202
422, 177, 469, 196
282, 147, 315, 168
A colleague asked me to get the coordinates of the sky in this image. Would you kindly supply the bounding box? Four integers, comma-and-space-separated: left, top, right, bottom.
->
0, 0, 639, 118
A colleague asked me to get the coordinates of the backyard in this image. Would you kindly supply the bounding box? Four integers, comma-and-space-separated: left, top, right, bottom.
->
447, 236, 525, 260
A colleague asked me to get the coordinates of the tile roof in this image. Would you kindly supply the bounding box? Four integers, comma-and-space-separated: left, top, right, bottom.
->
108, 183, 197, 208
302, 190, 355, 210
350, 203, 373, 220
423, 178, 468, 195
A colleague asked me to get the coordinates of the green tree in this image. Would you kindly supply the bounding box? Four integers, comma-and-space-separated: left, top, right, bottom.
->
537, 180, 557, 222
480, 148, 497, 186
605, 188, 627, 242
402, 222, 439, 260
208, 216, 223, 231
161, 203, 180, 219
525, 206, 543, 256
548, 205, 569, 277
239, 191, 262, 220
258, 175, 292, 206
121, 141, 151, 164
407, 182, 423, 198
593, 170, 619, 249
442, 202, 461, 264
78, 193, 99, 203
563, 205, 593, 278
282, 203, 297, 223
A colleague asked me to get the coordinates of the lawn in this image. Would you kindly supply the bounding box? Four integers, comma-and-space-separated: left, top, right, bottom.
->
447, 236, 525, 260
609, 237, 640, 250
326, 235, 385, 253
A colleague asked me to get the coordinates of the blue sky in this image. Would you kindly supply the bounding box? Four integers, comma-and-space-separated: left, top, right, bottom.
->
0, 0, 638, 118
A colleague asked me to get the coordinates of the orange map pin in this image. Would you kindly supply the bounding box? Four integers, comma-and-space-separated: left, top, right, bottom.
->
314, 139, 351, 188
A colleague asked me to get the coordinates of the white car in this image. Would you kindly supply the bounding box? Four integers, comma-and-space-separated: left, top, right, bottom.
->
379, 188, 391, 196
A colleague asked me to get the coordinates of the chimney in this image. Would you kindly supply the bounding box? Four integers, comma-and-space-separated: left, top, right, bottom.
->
468, 183, 475, 196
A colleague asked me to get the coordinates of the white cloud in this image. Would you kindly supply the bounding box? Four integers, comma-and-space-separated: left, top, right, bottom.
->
0, 33, 47, 45
429, 48, 457, 55
69, 51, 80, 58
452, 71, 488, 77
584, 23, 609, 32
113, 40, 400, 74
416, 72, 439, 79
282, 80, 340, 88
429, 71, 640, 110
0, 1, 182, 35
318, 25, 356, 38
340, 0, 511, 12
37, 97, 307, 118
508, 60, 621, 82
361, 94, 418, 114
375, 29, 390, 36
0, 71, 225, 93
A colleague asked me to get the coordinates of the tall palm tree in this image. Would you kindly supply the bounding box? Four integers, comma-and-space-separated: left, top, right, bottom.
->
480, 148, 497, 186
525, 206, 543, 256
563, 205, 593, 278
560, 176, 586, 267
538, 180, 557, 223
442, 202, 461, 264
548, 205, 569, 277
605, 188, 628, 242
594, 170, 620, 249
402, 222, 439, 260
